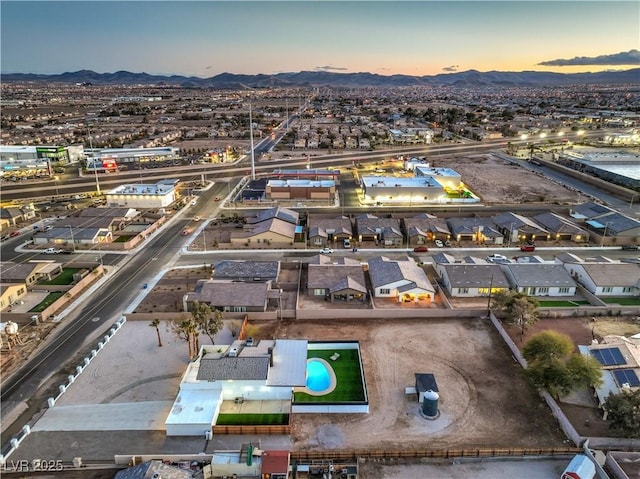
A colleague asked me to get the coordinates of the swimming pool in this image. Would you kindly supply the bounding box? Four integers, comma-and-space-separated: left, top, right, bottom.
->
306, 359, 331, 392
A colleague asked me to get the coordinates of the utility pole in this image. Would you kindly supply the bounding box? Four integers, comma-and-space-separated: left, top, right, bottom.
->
87, 122, 101, 195
486, 274, 494, 317
249, 101, 255, 180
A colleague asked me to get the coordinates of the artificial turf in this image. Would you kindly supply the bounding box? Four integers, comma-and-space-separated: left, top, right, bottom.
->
293, 348, 366, 403
215, 413, 289, 425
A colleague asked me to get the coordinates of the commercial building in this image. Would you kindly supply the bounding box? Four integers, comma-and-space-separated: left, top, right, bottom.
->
361, 176, 445, 205
105, 179, 179, 208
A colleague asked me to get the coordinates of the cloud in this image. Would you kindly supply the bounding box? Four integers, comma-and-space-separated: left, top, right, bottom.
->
538, 49, 640, 66
315, 65, 348, 72
442, 65, 459, 72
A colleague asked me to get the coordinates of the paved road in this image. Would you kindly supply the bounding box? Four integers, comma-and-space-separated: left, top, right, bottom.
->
0, 185, 226, 451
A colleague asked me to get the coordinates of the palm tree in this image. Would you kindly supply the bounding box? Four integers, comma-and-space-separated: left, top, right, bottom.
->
149, 318, 162, 347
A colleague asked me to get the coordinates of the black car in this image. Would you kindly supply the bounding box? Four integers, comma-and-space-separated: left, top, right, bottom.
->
621, 244, 639, 251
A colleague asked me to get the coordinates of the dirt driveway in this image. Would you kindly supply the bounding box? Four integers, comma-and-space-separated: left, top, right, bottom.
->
280, 318, 567, 451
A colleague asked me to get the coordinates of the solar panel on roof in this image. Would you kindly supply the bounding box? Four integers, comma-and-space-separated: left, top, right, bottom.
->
613, 369, 640, 388
591, 347, 626, 366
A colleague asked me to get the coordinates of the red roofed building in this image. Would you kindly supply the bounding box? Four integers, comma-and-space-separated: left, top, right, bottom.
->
261, 449, 290, 479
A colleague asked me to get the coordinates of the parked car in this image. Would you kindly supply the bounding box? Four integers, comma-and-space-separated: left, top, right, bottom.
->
413, 246, 429, 253
320, 247, 334, 254
520, 244, 536, 252
193, 216, 201, 222
434, 239, 444, 248
621, 244, 639, 251
487, 253, 509, 263
43, 247, 62, 254
444, 240, 451, 247
181, 229, 191, 236
214, 197, 221, 201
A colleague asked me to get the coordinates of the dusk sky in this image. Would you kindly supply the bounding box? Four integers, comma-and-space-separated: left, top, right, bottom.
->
1, 1, 639, 77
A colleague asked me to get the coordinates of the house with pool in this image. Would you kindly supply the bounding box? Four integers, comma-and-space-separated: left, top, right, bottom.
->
165, 339, 368, 436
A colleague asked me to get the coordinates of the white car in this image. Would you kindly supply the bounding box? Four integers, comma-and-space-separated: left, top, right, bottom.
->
486, 254, 508, 263
434, 239, 444, 248
43, 247, 62, 254
320, 247, 334, 254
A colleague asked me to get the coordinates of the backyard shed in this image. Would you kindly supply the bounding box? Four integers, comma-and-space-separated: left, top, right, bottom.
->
561, 454, 595, 479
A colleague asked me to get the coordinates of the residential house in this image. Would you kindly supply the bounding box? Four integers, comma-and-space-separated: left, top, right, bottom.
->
114, 460, 192, 479
367, 256, 436, 302
0, 283, 27, 311
0, 261, 62, 286
247, 206, 299, 226
501, 264, 577, 296
434, 263, 510, 298
213, 260, 280, 282
0, 206, 37, 230
33, 226, 112, 246
307, 215, 354, 248
166, 339, 307, 436
184, 280, 271, 313
578, 335, 640, 411
447, 217, 504, 244
563, 261, 640, 297
403, 213, 451, 246
491, 212, 550, 244
307, 255, 368, 302
532, 212, 591, 243
230, 218, 296, 247
570, 202, 640, 243
355, 214, 404, 246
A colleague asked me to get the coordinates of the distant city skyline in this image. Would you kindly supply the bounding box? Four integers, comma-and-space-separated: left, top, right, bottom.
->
1, 1, 639, 77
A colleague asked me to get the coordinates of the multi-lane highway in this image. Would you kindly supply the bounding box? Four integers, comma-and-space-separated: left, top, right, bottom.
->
0, 130, 601, 202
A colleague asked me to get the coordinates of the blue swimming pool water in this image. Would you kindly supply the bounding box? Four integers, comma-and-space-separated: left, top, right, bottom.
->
306, 359, 331, 392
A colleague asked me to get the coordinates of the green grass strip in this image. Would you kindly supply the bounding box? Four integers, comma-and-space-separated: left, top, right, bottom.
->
38, 268, 81, 285
216, 413, 288, 425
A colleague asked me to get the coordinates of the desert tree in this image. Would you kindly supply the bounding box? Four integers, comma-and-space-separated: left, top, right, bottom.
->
201, 308, 224, 345
492, 290, 539, 341
149, 318, 162, 347
603, 389, 640, 438
523, 330, 603, 398
172, 317, 199, 359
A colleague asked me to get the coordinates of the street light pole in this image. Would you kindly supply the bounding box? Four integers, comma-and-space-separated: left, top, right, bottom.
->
249, 101, 255, 181
87, 122, 101, 195
66, 225, 75, 252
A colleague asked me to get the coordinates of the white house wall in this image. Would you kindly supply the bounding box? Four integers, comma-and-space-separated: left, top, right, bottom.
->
219, 380, 292, 401
374, 279, 410, 297
564, 264, 598, 294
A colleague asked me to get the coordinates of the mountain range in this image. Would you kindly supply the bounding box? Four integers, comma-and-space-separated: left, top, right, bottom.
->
2, 68, 639, 88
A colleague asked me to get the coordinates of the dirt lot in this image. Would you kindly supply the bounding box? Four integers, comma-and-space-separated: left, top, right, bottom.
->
134, 267, 212, 313
441, 153, 590, 205
279, 318, 568, 451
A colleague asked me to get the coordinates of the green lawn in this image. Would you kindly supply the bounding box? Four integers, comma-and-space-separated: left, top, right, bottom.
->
216, 413, 289, 426
538, 300, 591, 307
113, 235, 135, 242
29, 292, 65, 312
38, 268, 81, 285
601, 297, 640, 306
294, 348, 366, 403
